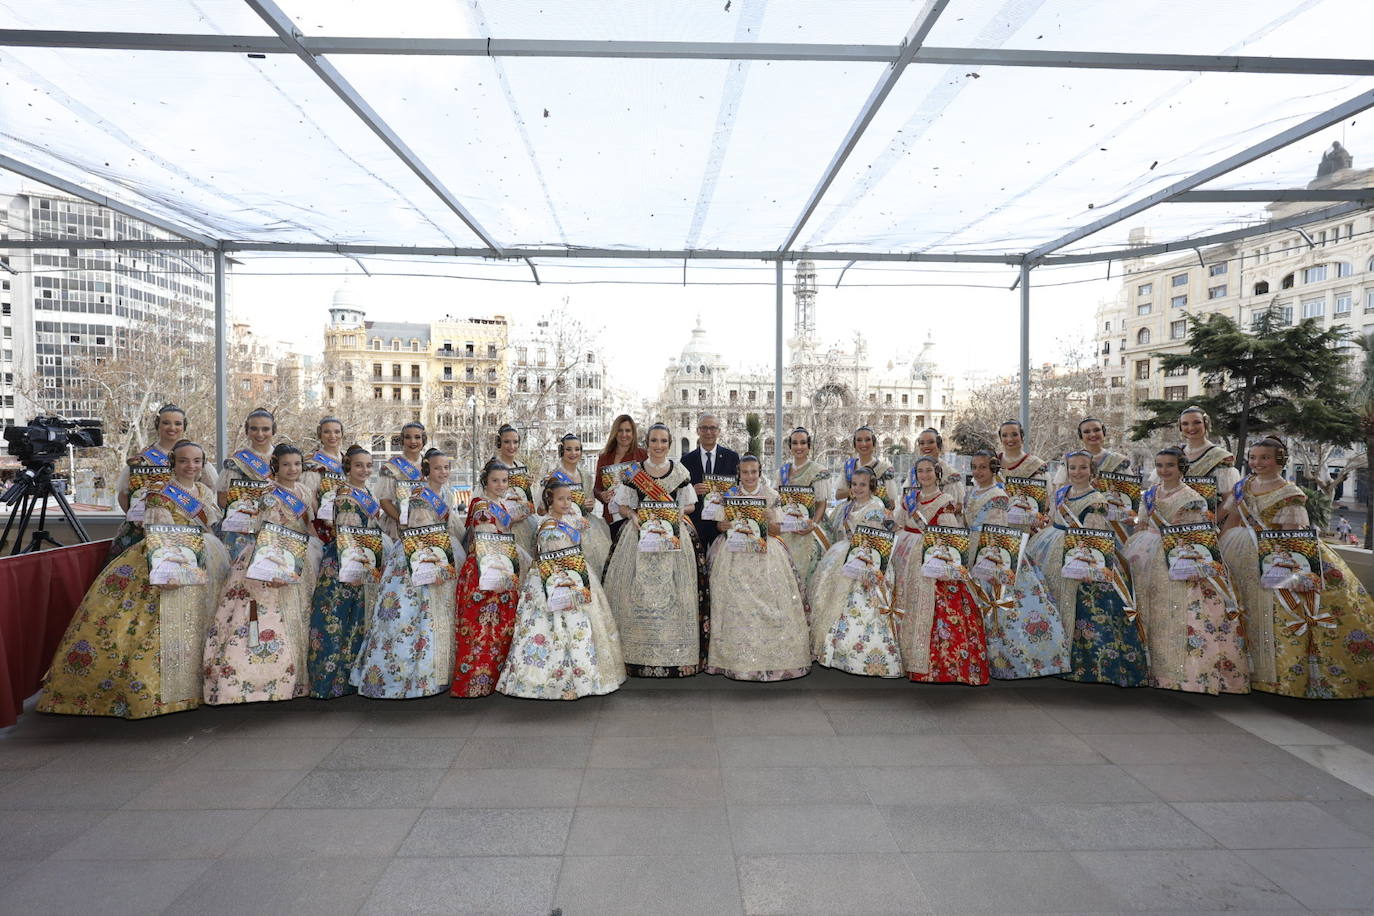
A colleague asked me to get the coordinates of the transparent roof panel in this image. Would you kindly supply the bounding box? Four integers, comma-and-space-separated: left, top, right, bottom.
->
925, 0, 1371, 59
0, 47, 484, 246
281, 0, 926, 44
0, 0, 275, 35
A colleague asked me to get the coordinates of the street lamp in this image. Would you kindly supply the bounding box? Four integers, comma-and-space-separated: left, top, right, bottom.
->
467, 394, 478, 486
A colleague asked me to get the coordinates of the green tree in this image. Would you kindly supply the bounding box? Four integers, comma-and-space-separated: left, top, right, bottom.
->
1130, 311, 1360, 469
744, 413, 763, 459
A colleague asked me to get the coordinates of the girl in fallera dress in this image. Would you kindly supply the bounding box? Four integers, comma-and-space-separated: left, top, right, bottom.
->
451, 462, 528, 697
498, 481, 626, 699
351, 448, 462, 699
1125, 447, 1247, 695
1219, 437, 1374, 698
203, 444, 321, 705
774, 427, 832, 590
911, 427, 965, 506
537, 432, 613, 576
40, 440, 229, 719
306, 445, 385, 699
1027, 450, 1148, 687
706, 455, 811, 682
603, 422, 710, 678
109, 404, 216, 558
830, 426, 898, 536
1051, 417, 1131, 488
375, 421, 427, 542
1177, 406, 1240, 510
963, 450, 1067, 679
894, 456, 988, 685
809, 468, 903, 677
217, 408, 278, 560
594, 414, 648, 544
489, 423, 538, 556
996, 419, 1048, 481
301, 416, 347, 535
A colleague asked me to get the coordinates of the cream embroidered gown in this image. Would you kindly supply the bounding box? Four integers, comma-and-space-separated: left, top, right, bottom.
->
774, 459, 832, 590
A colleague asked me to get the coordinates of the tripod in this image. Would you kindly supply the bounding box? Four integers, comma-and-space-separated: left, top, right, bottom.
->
0, 461, 91, 555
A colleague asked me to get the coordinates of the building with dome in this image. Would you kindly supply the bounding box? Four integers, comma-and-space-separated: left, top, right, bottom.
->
653, 261, 959, 468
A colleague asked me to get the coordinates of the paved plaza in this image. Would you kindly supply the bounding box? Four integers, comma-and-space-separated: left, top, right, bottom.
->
2, 671, 1373, 915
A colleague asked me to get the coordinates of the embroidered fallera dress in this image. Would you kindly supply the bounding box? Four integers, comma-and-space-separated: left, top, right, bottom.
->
705, 482, 811, 681
498, 520, 626, 699
774, 459, 832, 591
809, 497, 903, 677
1124, 483, 1248, 695
216, 447, 274, 561
203, 481, 321, 704
827, 456, 899, 541
450, 499, 529, 698
536, 466, 613, 576
305, 485, 385, 699
1219, 478, 1374, 698
40, 482, 229, 719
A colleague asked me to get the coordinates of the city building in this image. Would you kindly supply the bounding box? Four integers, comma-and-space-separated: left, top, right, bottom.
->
654, 260, 960, 468
507, 315, 609, 458
1092, 144, 1374, 452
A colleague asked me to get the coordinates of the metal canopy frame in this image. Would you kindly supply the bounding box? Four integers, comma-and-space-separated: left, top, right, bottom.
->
3, 11, 1372, 443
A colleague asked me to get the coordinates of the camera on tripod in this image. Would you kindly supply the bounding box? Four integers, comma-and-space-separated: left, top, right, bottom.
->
3, 415, 104, 465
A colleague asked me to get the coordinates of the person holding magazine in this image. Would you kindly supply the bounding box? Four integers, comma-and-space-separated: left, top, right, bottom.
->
351, 448, 462, 699
301, 416, 348, 536
537, 433, 613, 576
498, 481, 626, 699
375, 421, 428, 542
306, 445, 386, 699
1027, 450, 1148, 687
109, 404, 214, 559
1177, 406, 1239, 514
892, 456, 987, 685
830, 426, 899, 535
962, 451, 1066, 680
996, 419, 1048, 481
594, 414, 647, 542
216, 407, 278, 560
1050, 417, 1132, 488
603, 422, 709, 678
682, 414, 740, 550
1219, 437, 1374, 698
808, 468, 902, 677
203, 444, 320, 705
487, 423, 538, 556
706, 455, 811, 681
774, 427, 832, 590
909, 427, 965, 507
41, 440, 228, 719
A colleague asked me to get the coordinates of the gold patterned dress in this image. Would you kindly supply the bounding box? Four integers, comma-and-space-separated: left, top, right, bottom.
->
1219, 479, 1374, 698
40, 483, 229, 719
808, 497, 903, 677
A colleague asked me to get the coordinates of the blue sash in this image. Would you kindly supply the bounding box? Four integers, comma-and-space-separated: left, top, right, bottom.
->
488, 500, 513, 529
389, 456, 421, 481
270, 485, 307, 518
1142, 484, 1158, 519
347, 486, 379, 518
234, 449, 270, 478
140, 445, 170, 466
556, 518, 582, 544
902, 486, 918, 514
1053, 484, 1072, 509
844, 457, 858, 483
310, 451, 343, 474
780, 463, 792, 486
160, 482, 203, 517
1234, 478, 1248, 504
419, 486, 449, 519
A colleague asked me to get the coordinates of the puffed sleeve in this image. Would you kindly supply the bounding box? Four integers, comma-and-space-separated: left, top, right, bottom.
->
1273, 502, 1310, 529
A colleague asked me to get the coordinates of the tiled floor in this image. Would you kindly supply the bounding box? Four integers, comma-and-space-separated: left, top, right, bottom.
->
3, 671, 1374, 915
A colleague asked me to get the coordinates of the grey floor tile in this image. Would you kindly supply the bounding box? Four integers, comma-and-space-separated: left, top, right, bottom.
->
0, 808, 111, 858
1121, 764, 1297, 802
36, 735, 216, 772
223, 710, 368, 738
590, 735, 719, 768
991, 764, 1160, 803
50, 809, 264, 859
556, 854, 743, 916
0, 856, 41, 894
1029, 802, 1217, 850
224, 807, 420, 857
453, 735, 591, 769
1072, 849, 1303, 912
179, 736, 342, 770
0, 858, 214, 916
580, 766, 724, 806
712, 702, 836, 737
566, 805, 732, 855
717, 735, 843, 768
837, 734, 974, 767
811, 688, 931, 712
0, 739, 82, 771
122, 768, 306, 810
1081, 732, 1235, 765
1312, 799, 1374, 841
1262, 760, 1374, 801
359, 856, 560, 915
1044, 704, 1188, 735
430, 767, 582, 807
315, 737, 464, 770
729, 804, 897, 853
825, 706, 945, 735
906, 850, 1114, 914
398, 806, 573, 856
472, 703, 601, 736
593, 708, 715, 737
278, 768, 444, 808
350, 707, 485, 738
1173, 801, 1374, 849
880, 804, 1062, 852
737, 853, 928, 915
960, 733, 1106, 765
0, 769, 163, 809
930, 707, 1071, 736
1236, 847, 1374, 911
859, 766, 1015, 805
164, 856, 389, 916
723, 766, 868, 805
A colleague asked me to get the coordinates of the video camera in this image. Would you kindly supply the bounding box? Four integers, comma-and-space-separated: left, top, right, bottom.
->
3, 416, 104, 465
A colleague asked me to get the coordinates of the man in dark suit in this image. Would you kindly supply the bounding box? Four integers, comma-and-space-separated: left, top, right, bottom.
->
681, 414, 740, 548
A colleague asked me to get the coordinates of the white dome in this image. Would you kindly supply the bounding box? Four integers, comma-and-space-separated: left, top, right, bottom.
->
678, 317, 722, 365
331, 284, 366, 311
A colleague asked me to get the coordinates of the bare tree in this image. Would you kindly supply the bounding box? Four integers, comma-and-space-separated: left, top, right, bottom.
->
506, 300, 608, 463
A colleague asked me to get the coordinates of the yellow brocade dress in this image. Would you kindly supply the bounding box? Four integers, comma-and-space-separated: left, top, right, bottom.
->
39, 483, 229, 719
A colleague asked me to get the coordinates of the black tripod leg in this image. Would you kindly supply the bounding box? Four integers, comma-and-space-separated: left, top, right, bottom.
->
8, 491, 39, 556
50, 487, 90, 543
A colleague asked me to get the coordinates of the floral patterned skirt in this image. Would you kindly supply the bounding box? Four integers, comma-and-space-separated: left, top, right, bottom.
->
350, 542, 457, 699
986, 561, 1068, 680
106, 520, 144, 562
450, 554, 520, 697
1060, 581, 1149, 687
909, 581, 990, 686
305, 540, 371, 699
203, 549, 311, 705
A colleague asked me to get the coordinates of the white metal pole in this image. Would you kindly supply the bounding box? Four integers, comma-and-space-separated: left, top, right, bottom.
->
775, 259, 785, 469
1019, 263, 1031, 431
214, 246, 228, 471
